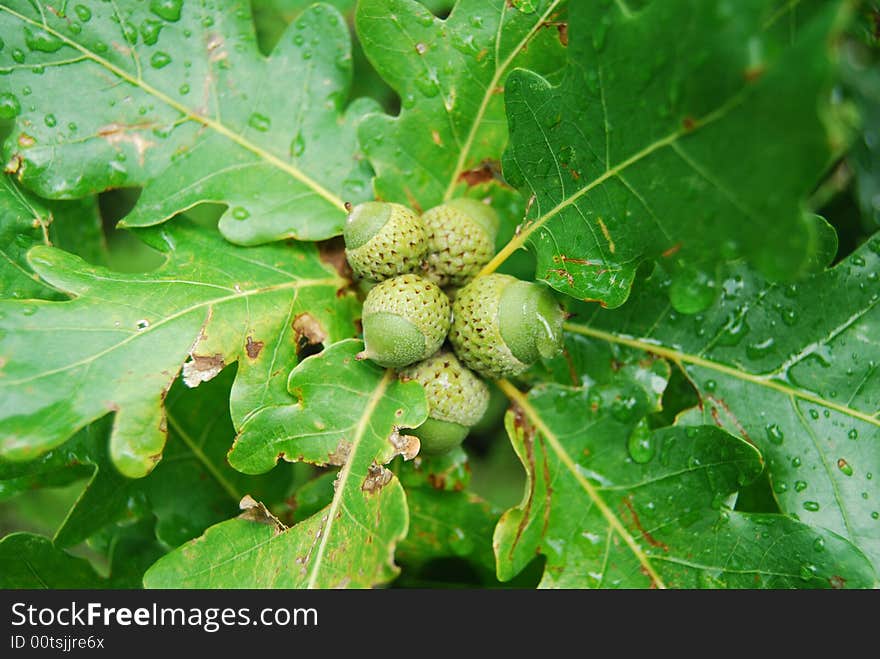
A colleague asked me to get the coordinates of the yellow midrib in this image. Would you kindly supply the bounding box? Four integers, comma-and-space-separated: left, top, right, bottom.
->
305, 370, 393, 589
0, 5, 347, 213
442, 0, 563, 201
563, 322, 880, 428
3, 275, 343, 386
497, 378, 668, 589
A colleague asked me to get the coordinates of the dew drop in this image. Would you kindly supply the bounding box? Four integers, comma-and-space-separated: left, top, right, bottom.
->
136, 319, 150, 330
44, 113, 56, 127
669, 266, 717, 314
0, 93, 21, 119
11, 48, 25, 63
74, 4, 92, 21
179, 83, 190, 95
848, 428, 858, 440
800, 563, 818, 580
772, 480, 788, 494
791, 456, 802, 468
150, 0, 183, 22
122, 22, 138, 45
24, 26, 64, 53
150, 51, 172, 69
781, 308, 798, 326
803, 501, 820, 512
21, 306, 36, 316
232, 206, 250, 220
812, 537, 825, 552
704, 379, 716, 392
765, 423, 784, 445
872, 512, 879, 520
626, 419, 655, 464
837, 458, 853, 476
808, 409, 819, 420
794, 480, 807, 492
248, 113, 270, 132
93, 40, 108, 54
290, 133, 306, 157
140, 19, 164, 46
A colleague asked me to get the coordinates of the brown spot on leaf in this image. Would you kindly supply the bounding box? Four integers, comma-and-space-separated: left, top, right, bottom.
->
293, 313, 328, 359
458, 160, 502, 187
389, 428, 420, 461
5, 154, 23, 175
362, 463, 393, 494
556, 22, 568, 46
97, 123, 156, 164
622, 496, 669, 552
597, 217, 615, 253
561, 347, 579, 386
327, 440, 352, 466
182, 353, 224, 387
546, 268, 575, 288
509, 404, 537, 557
239, 495, 287, 534
17, 134, 35, 148
431, 129, 443, 146
245, 335, 264, 360
828, 575, 846, 589
662, 242, 682, 258
682, 116, 696, 132
707, 396, 756, 447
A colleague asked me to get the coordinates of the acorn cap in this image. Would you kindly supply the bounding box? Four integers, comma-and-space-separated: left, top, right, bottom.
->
421, 199, 499, 288
400, 350, 490, 454
449, 274, 564, 378
360, 274, 451, 369
344, 201, 427, 281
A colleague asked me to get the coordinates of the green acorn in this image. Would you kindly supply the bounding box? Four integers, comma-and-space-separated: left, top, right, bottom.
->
400, 350, 490, 454
421, 198, 499, 287
359, 274, 451, 369
449, 274, 565, 379
344, 201, 427, 281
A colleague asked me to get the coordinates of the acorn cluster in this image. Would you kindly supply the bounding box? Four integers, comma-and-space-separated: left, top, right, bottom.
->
344, 200, 565, 455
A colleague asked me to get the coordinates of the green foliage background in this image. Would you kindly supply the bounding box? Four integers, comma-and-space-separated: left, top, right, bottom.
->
0, 0, 878, 589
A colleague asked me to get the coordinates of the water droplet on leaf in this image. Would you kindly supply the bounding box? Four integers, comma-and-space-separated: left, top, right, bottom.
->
24, 27, 64, 53
150, 51, 172, 69
74, 4, 92, 21
626, 419, 654, 464
248, 113, 270, 132
0, 94, 20, 119
150, 0, 183, 22
765, 423, 784, 445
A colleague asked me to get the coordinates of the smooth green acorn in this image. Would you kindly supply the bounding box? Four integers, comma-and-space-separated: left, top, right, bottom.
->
399, 350, 490, 454
344, 201, 427, 281
449, 274, 565, 379
421, 198, 499, 287
359, 274, 451, 369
